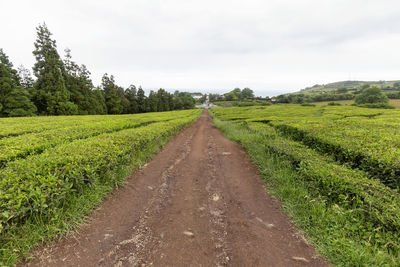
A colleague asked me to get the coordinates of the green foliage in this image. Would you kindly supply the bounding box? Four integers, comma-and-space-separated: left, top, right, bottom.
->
212, 105, 400, 189
32, 23, 76, 115
1, 24, 196, 117
136, 86, 147, 113
355, 86, 389, 105
0, 49, 36, 117
0, 110, 201, 265
241, 87, 254, 98
124, 85, 138, 113
300, 103, 315, 106
327, 101, 341, 106
336, 87, 348, 93
63, 49, 98, 115
0, 113, 175, 167
101, 73, 123, 114
3, 89, 37, 117
357, 103, 394, 109
90, 88, 107, 114
211, 110, 400, 266
173, 91, 196, 109
215, 100, 270, 107
224, 87, 254, 101
17, 65, 34, 89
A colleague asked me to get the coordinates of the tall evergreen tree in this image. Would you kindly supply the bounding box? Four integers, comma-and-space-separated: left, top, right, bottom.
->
173, 91, 195, 109
136, 86, 147, 113
147, 90, 158, 112
17, 65, 34, 89
156, 88, 173, 112
0, 49, 19, 113
0, 49, 36, 117
63, 48, 95, 114
101, 73, 123, 114
3, 89, 37, 117
32, 23, 77, 115
89, 87, 107, 114
125, 85, 138, 113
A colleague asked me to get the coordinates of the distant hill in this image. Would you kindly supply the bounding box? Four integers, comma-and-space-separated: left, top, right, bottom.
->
293, 80, 400, 95
274, 80, 400, 104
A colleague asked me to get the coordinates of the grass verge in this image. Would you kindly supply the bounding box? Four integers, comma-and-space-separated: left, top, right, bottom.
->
211, 115, 399, 266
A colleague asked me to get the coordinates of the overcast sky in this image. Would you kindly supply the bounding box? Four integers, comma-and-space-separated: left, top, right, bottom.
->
2, 0, 400, 96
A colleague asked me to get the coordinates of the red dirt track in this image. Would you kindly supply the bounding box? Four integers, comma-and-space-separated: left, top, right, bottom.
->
24, 110, 327, 266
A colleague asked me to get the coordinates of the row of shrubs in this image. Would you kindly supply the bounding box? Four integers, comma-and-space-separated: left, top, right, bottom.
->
0, 111, 200, 235
271, 123, 400, 189
244, 122, 400, 250
0, 118, 168, 168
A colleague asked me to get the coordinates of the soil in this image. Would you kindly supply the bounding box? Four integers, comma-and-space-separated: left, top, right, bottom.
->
22, 110, 327, 267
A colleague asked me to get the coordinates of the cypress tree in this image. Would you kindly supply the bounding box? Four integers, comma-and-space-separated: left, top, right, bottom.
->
3, 89, 37, 117
0, 49, 36, 117
101, 73, 123, 114
17, 65, 34, 90
147, 90, 158, 112
32, 23, 77, 115
125, 85, 138, 113
0, 49, 19, 114
63, 48, 94, 114
136, 86, 147, 113
89, 87, 107, 114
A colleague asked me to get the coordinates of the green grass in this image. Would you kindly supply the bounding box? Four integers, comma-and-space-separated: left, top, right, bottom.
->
211, 114, 399, 266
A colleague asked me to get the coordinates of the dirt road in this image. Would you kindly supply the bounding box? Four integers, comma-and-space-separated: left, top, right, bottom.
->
24, 110, 327, 266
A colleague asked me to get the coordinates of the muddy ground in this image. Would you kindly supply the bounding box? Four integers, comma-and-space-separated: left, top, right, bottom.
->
23, 110, 327, 266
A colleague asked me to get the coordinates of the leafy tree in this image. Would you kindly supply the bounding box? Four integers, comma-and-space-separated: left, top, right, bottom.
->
117, 86, 130, 114
225, 88, 243, 100
393, 82, 400, 89
32, 23, 77, 115
209, 93, 223, 102
147, 90, 158, 112
3, 89, 37, 117
101, 73, 123, 114
355, 86, 388, 105
124, 85, 138, 113
0, 49, 20, 113
0, 49, 20, 86
173, 91, 195, 109
157, 88, 172, 112
63, 48, 96, 115
89, 87, 107, 114
336, 87, 348, 94
242, 87, 254, 98
0, 49, 36, 117
136, 86, 147, 113
17, 65, 34, 89
361, 84, 370, 90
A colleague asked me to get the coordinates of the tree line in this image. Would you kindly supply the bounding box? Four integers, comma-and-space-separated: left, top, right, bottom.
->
0, 23, 195, 117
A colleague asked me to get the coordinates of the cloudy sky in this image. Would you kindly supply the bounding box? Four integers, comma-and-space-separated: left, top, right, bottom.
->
2, 0, 400, 96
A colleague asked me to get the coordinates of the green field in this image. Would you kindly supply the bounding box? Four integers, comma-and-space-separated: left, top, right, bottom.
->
313, 99, 400, 108
296, 80, 400, 95
211, 105, 400, 266
0, 109, 201, 265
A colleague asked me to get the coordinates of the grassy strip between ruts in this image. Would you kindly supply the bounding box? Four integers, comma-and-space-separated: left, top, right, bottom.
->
211, 114, 400, 267
0, 110, 201, 266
